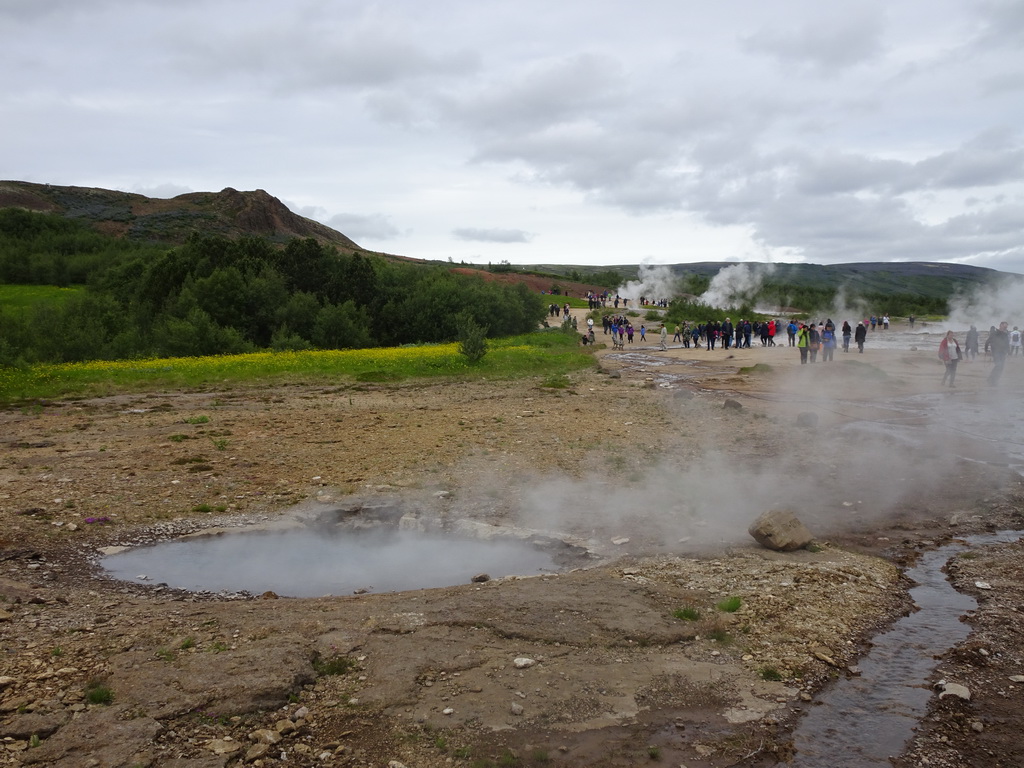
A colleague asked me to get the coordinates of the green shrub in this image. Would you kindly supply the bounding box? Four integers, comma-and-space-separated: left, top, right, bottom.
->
716, 596, 742, 613
672, 606, 701, 621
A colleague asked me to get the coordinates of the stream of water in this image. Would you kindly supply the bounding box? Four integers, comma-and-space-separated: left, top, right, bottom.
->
788, 531, 1021, 766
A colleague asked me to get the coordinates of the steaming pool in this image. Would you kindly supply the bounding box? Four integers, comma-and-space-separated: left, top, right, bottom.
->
100, 525, 572, 597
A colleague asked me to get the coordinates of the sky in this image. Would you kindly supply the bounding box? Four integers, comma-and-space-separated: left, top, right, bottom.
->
3, 0, 1024, 272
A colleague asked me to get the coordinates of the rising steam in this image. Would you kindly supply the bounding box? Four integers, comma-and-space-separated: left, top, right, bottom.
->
616, 263, 679, 303
699, 264, 776, 309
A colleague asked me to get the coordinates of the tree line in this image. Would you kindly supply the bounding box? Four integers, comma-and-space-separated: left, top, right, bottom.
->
0, 210, 546, 365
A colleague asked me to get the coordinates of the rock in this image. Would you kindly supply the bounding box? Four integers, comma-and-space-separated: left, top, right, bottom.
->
971, 721, 984, 733
0, 676, 16, 690
442, 707, 454, 715
748, 509, 814, 552
723, 399, 742, 410
0, 610, 13, 622
939, 682, 971, 700
611, 537, 630, 546
246, 742, 272, 762
206, 738, 242, 755
250, 729, 282, 745
511, 702, 524, 716
389, 761, 409, 768
796, 412, 818, 428
471, 573, 490, 583
1008, 675, 1024, 683
974, 581, 992, 590
291, 706, 309, 721
0, 711, 69, 739
513, 657, 537, 669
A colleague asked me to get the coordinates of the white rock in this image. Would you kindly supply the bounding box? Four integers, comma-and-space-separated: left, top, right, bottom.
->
611, 537, 630, 545
514, 657, 537, 669
1008, 675, 1024, 683
974, 581, 992, 590
511, 702, 524, 716
442, 707, 454, 715
939, 682, 971, 700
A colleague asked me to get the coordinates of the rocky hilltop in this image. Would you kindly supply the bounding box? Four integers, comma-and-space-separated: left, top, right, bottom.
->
0, 180, 362, 251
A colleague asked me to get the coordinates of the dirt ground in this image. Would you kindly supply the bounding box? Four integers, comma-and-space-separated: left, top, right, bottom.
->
2, 318, 1024, 768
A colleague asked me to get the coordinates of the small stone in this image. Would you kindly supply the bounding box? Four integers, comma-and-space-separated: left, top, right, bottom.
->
939, 682, 971, 701
206, 739, 242, 755
511, 702, 524, 716
442, 707, 454, 715
971, 721, 984, 733
611, 537, 630, 545
471, 573, 490, 583
514, 657, 537, 669
975, 581, 992, 590
1008, 675, 1024, 683
292, 706, 309, 721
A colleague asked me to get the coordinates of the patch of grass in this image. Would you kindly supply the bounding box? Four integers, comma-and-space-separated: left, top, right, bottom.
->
738, 363, 773, 374
497, 749, 521, 767
759, 666, 784, 681
168, 433, 188, 442
707, 627, 732, 644
647, 745, 662, 759
156, 648, 175, 662
716, 596, 742, 613
28, 734, 41, 749
170, 455, 208, 465
0, 333, 595, 405
672, 606, 701, 621
192, 504, 212, 513
313, 654, 355, 676
0, 284, 84, 310
50, 646, 64, 657
540, 373, 571, 389
209, 641, 229, 653
187, 464, 214, 473
210, 438, 228, 451
85, 681, 114, 705
184, 415, 210, 424
179, 637, 196, 650
530, 748, 550, 763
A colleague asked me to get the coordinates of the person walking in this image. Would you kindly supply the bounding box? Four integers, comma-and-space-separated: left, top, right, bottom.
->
841, 321, 852, 352
965, 325, 979, 359
659, 324, 668, 351
854, 321, 867, 353
939, 331, 962, 388
821, 321, 836, 362
808, 323, 821, 362
797, 323, 810, 364
988, 321, 1011, 386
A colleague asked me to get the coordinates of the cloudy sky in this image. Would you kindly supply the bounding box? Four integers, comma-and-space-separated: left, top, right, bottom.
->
3, 0, 1024, 271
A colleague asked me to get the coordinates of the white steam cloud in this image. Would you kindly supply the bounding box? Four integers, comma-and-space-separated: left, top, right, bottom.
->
947, 275, 1024, 331
616, 263, 679, 302
699, 264, 776, 309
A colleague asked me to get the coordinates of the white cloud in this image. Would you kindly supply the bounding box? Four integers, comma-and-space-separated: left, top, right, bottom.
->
453, 228, 532, 244
1, 0, 1022, 271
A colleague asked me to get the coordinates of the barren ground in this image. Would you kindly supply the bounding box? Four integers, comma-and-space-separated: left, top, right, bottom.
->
2, 319, 1023, 768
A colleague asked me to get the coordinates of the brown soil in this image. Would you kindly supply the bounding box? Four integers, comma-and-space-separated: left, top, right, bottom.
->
2, 319, 1023, 767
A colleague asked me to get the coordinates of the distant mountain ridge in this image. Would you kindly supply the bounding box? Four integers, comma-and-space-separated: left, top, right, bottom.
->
0, 180, 362, 251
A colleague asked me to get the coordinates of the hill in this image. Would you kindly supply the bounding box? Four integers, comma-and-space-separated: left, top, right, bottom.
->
0, 180, 362, 252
